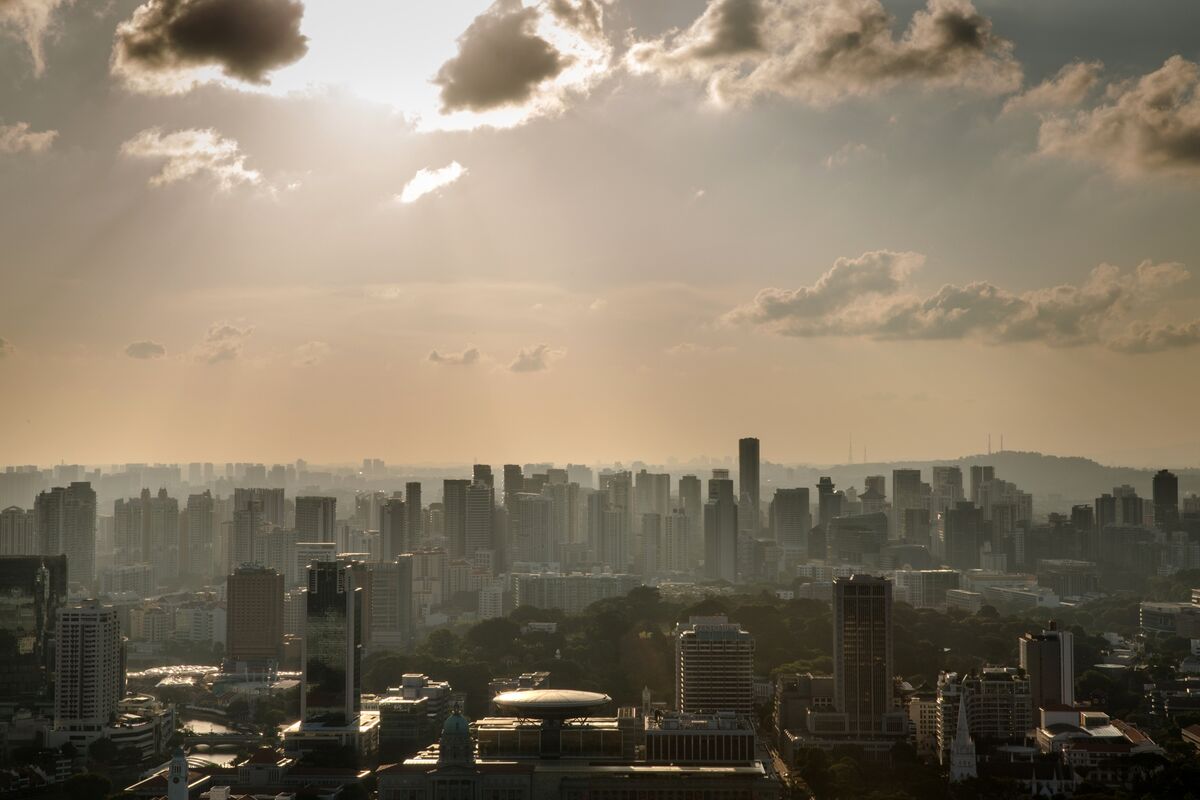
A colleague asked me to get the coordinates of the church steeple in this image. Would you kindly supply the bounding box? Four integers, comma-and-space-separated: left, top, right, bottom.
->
950, 690, 977, 782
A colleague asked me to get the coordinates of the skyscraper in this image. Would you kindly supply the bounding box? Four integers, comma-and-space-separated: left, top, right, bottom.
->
405, 482, 423, 544
473, 464, 495, 490
302, 561, 363, 725
771, 487, 811, 554
465, 480, 495, 566
380, 497, 409, 562
738, 437, 760, 536
816, 477, 841, 530
54, 600, 124, 732
891, 469, 925, 540
185, 491, 216, 579
296, 496, 337, 543
443, 479, 469, 558
365, 556, 414, 650
0, 506, 37, 555
510, 492, 555, 564
1153, 469, 1179, 532
704, 476, 738, 582
675, 616, 754, 716
0, 555, 67, 700
231, 499, 264, 571
233, 487, 286, 528
1019, 624, 1075, 710
944, 502, 984, 571
832, 575, 894, 734
36, 482, 96, 586
678, 475, 702, 565
969, 465, 994, 506
227, 565, 284, 665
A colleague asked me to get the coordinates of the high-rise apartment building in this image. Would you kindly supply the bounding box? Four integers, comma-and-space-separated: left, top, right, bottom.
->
0, 506, 37, 555
443, 479, 469, 558
833, 575, 895, 734
1019, 624, 1075, 710
675, 616, 754, 716
54, 600, 124, 732
381, 497, 409, 562
738, 437, 760, 536
365, 556, 414, 651
303, 561, 363, 725
227, 565, 284, 664
944, 502, 985, 571
36, 482, 97, 586
185, 491, 216, 579
704, 477, 738, 582
678, 475, 702, 565
510, 493, 554, 565
296, 496, 337, 543
465, 481, 495, 566
233, 488, 286, 528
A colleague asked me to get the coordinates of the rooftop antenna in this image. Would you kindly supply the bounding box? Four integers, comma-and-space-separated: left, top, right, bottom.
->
1000, 434, 1004, 453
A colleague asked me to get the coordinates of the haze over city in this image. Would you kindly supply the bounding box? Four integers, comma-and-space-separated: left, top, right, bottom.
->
3, 2, 1200, 800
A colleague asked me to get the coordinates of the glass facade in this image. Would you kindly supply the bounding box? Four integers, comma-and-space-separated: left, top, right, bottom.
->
303, 561, 362, 725
0, 555, 67, 701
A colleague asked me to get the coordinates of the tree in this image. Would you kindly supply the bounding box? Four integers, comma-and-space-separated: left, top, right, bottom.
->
87, 737, 118, 765
62, 773, 112, 800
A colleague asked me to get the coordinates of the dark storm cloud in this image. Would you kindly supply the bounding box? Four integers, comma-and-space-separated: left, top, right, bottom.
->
113, 0, 308, 90
628, 0, 1021, 105
1037, 56, 1200, 178
434, 0, 565, 112
125, 340, 166, 358
725, 252, 1200, 353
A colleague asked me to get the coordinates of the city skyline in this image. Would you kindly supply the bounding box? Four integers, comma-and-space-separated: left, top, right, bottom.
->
3, 0, 1200, 466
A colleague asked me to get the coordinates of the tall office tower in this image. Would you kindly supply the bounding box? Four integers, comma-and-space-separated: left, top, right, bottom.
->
473, 464, 495, 490
380, 498, 409, 562
36, 482, 97, 586
816, 477, 841, 529
944, 502, 984, 570
0, 555, 67, 700
771, 488, 811, 554
405, 482, 424, 544
54, 600, 124, 732
891, 469, 924, 540
510, 493, 555, 564
0, 506, 37, 554
227, 565, 284, 664
443, 479, 469, 558
969, 465, 994, 506
1153, 469, 1179, 531
566, 463, 593, 489
738, 437, 761, 536
662, 511, 690, 573
185, 491, 216, 579
833, 575, 895, 734
233, 487, 286, 528
291, 541, 337, 587
296, 496, 337, 543
678, 475, 703, 565
674, 615, 754, 715
365, 556, 414, 650
502, 465, 524, 506
303, 560, 363, 725
465, 481, 495, 564
930, 466, 965, 516
704, 477, 738, 582
354, 491, 387, 532
1019, 624, 1075, 709
640, 512, 662, 575
231, 500, 264, 570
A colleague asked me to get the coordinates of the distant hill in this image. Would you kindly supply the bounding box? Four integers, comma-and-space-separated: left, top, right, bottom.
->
760, 450, 1200, 508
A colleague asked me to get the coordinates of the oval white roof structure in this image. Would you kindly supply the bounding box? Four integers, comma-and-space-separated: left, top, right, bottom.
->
492, 689, 612, 719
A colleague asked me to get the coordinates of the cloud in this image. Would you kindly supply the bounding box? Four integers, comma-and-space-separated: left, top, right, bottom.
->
0, 0, 71, 75
822, 141, 881, 169
124, 340, 166, 359
664, 342, 734, 356
1036, 56, 1200, 179
112, 0, 308, 93
397, 162, 467, 204
194, 322, 252, 364
293, 340, 330, 366
725, 251, 1200, 353
428, 346, 481, 366
0, 337, 14, 358
121, 128, 262, 190
508, 343, 564, 372
430, 0, 612, 128
1003, 60, 1102, 115
627, 0, 1021, 106
588, 298, 607, 312
0, 121, 56, 154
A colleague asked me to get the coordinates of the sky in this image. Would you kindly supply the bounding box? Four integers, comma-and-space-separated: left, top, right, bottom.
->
1, 0, 1199, 468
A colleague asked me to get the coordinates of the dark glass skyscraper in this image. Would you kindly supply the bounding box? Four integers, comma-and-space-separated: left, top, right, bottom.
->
833, 575, 894, 734
0, 555, 67, 701
302, 561, 363, 726
1153, 469, 1179, 531
738, 437, 760, 536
